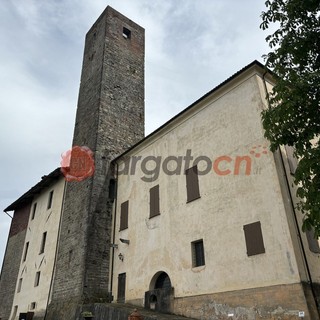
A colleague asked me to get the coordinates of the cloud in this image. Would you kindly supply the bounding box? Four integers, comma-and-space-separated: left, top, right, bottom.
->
0, 0, 270, 269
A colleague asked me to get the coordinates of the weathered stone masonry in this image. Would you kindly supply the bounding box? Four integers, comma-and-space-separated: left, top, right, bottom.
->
45, 6, 144, 320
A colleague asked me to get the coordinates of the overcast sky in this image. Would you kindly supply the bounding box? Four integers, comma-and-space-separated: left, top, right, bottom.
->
0, 1, 272, 269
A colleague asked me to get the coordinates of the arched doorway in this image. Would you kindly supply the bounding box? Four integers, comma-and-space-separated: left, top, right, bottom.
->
154, 272, 171, 289
145, 271, 174, 313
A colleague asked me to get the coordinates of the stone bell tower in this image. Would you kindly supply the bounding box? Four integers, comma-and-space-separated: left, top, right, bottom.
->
46, 6, 144, 319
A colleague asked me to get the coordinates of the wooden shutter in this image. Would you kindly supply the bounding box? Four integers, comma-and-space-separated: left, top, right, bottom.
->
120, 201, 129, 231
306, 229, 320, 253
284, 146, 298, 174
243, 221, 265, 256
186, 165, 200, 202
150, 185, 160, 218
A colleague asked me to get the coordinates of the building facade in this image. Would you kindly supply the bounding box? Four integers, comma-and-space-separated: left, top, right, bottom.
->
0, 169, 64, 320
1, 6, 320, 320
111, 62, 320, 319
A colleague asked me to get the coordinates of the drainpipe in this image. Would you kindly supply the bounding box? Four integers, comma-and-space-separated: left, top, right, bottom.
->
277, 149, 319, 309
109, 163, 119, 300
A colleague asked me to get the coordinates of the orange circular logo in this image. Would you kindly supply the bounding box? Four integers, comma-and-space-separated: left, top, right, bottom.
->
60, 146, 95, 182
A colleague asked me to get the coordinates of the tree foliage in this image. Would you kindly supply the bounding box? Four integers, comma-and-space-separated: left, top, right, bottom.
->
260, 0, 320, 235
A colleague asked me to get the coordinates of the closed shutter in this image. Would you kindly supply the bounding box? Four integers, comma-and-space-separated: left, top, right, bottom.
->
120, 201, 129, 231
186, 165, 200, 202
243, 221, 265, 256
150, 185, 160, 218
306, 229, 320, 253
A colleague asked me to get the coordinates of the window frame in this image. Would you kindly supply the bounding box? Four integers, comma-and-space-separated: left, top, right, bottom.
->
191, 239, 205, 267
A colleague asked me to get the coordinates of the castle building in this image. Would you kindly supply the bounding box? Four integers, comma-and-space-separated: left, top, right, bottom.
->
0, 6, 319, 320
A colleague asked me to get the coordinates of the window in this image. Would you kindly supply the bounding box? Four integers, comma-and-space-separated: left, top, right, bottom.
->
186, 165, 200, 202
34, 272, 41, 287
39, 232, 47, 254
17, 278, 23, 293
191, 239, 205, 267
117, 273, 126, 303
149, 185, 160, 218
31, 203, 37, 220
243, 221, 265, 256
120, 201, 129, 231
109, 179, 116, 201
30, 302, 36, 310
122, 27, 131, 39
23, 242, 29, 262
12, 306, 18, 319
306, 229, 320, 254
47, 190, 54, 209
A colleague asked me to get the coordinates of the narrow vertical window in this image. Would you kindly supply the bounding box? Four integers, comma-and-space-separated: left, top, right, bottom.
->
47, 190, 54, 209
186, 165, 200, 202
17, 278, 23, 292
191, 239, 205, 267
109, 179, 116, 201
39, 232, 47, 254
149, 185, 160, 218
31, 203, 37, 220
117, 273, 126, 303
120, 201, 129, 231
30, 302, 36, 310
23, 242, 29, 262
243, 221, 265, 256
12, 306, 18, 319
34, 272, 41, 287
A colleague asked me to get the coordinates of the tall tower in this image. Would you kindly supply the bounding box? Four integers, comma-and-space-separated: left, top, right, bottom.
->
46, 7, 144, 319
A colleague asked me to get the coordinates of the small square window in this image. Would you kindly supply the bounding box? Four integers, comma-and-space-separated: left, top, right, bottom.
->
34, 272, 41, 287
47, 191, 54, 209
122, 27, 131, 39
30, 302, 36, 310
191, 239, 205, 267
